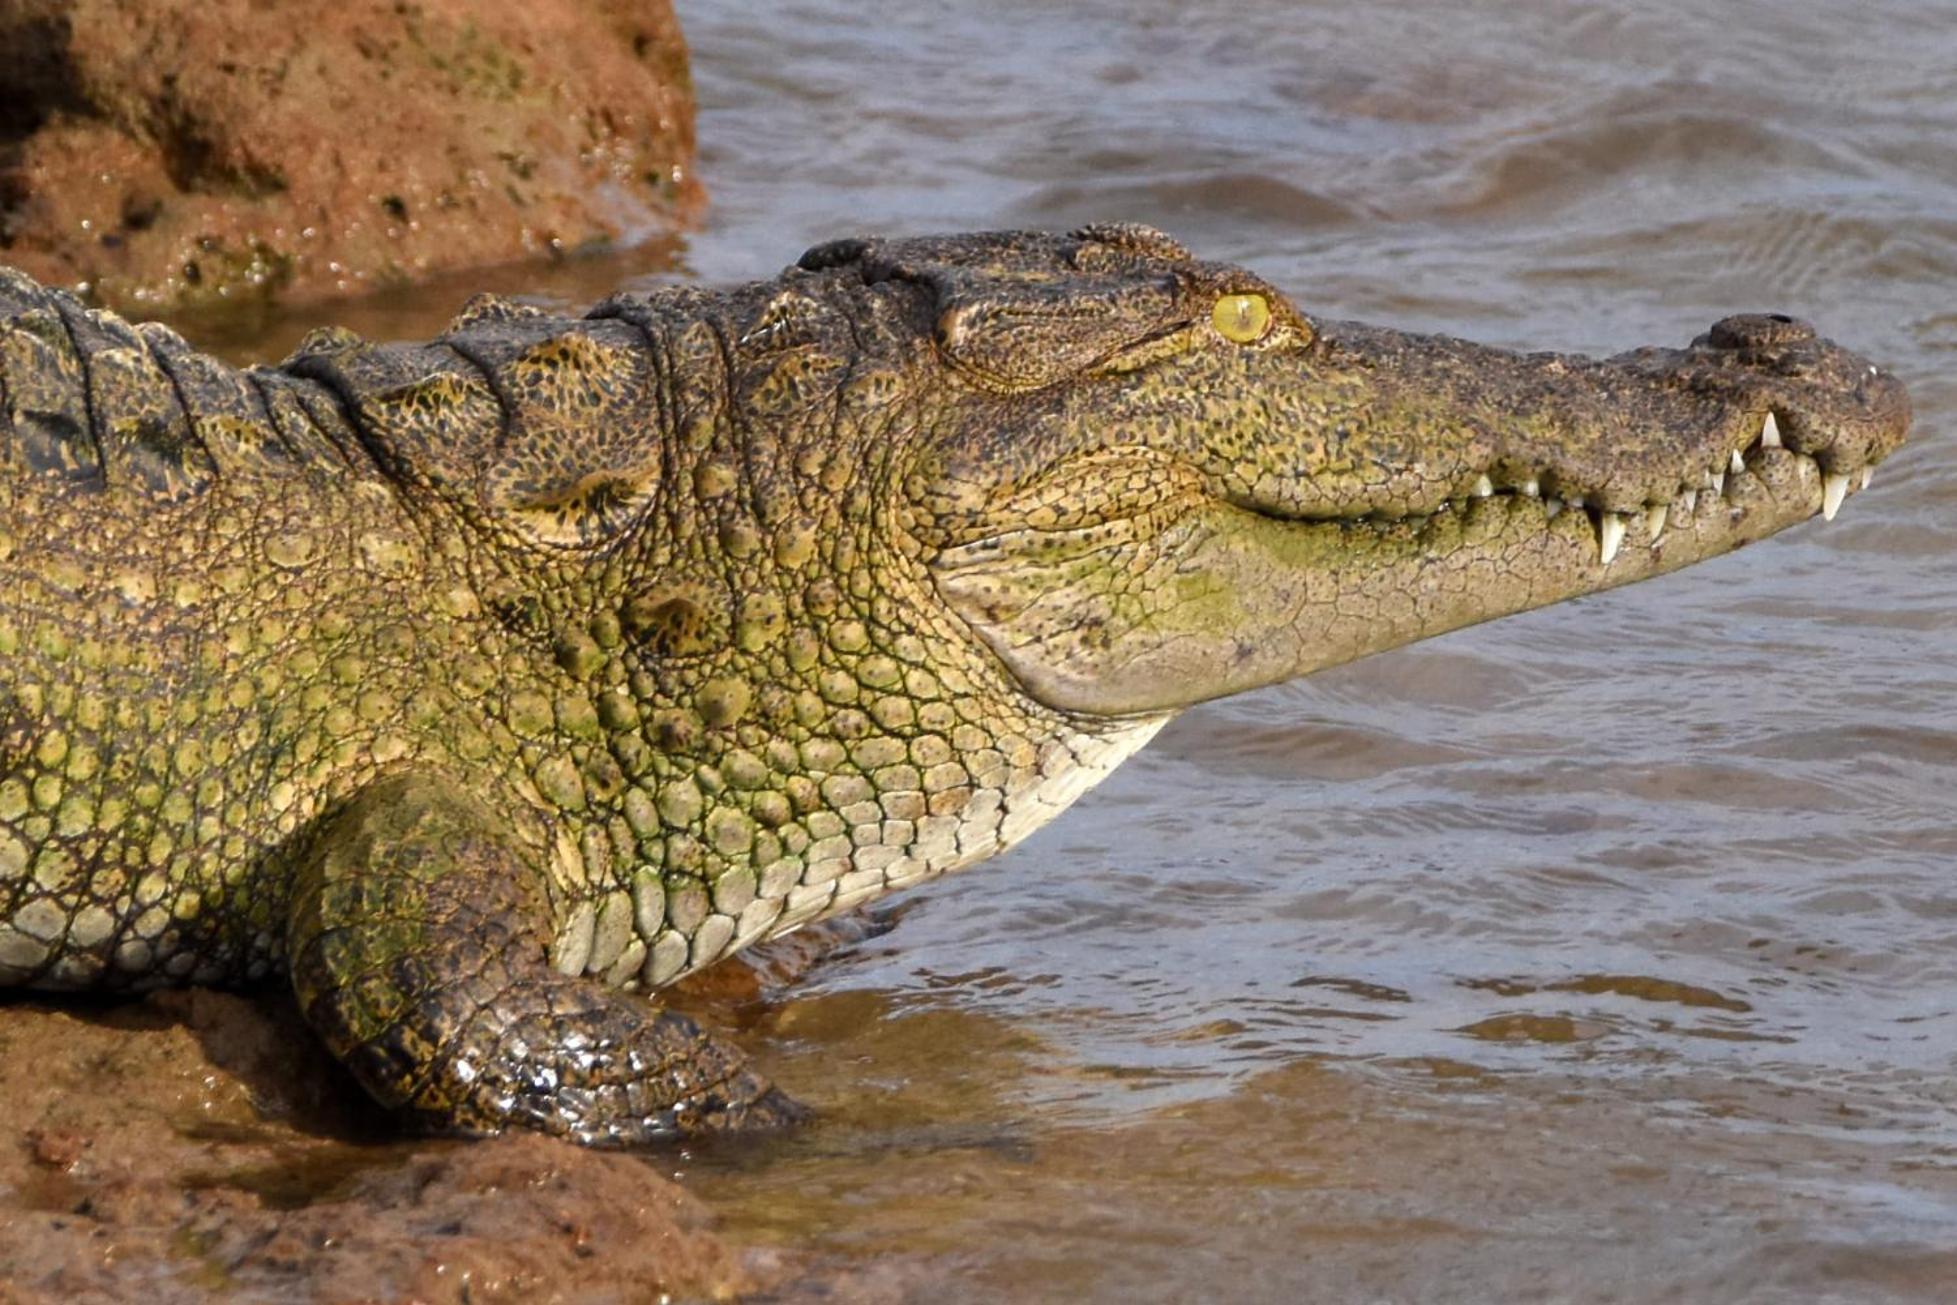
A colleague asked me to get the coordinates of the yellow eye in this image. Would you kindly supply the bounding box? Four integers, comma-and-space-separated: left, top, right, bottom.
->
1212, 293, 1273, 344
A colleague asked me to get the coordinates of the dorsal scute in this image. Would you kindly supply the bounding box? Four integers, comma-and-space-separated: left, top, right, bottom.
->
445, 313, 666, 550
288, 338, 502, 496
0, 303, 104, 487
445, 292, 551, 334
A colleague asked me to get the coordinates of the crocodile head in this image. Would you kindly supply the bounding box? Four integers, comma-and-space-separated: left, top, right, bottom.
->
799, 225, 1911, 717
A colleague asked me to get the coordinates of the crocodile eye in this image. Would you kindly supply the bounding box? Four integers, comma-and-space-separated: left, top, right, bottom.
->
1212, 293, 1272, 344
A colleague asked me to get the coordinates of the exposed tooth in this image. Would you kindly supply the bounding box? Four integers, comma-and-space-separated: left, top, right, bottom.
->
1473, 474, 1495, 498
1860, 467, 1873, 491
1544, 497, 1565, 520
1822, 472, 1850, 521
1644, 503, 1668, 539
1597, 512, 1627, 565
1567, 495, 1585, 509
1681, 488, 1698, 514
1710, 470, 1726, 496
1521, 477, 1540, 497
1730, 449, 1745, 474
1760, 412, 1782, 448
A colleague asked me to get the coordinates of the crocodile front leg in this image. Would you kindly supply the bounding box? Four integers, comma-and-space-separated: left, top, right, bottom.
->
286, 771, 799, 1144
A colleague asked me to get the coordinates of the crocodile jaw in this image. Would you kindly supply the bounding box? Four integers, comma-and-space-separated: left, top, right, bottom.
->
933, 344, 1908, 718
935, 438, 1852, 717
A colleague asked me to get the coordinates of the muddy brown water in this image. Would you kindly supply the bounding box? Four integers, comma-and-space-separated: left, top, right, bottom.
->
171, 0, 1957, 1299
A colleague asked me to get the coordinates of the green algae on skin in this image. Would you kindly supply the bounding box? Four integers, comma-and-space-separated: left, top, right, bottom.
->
0, 225, 1910, 1143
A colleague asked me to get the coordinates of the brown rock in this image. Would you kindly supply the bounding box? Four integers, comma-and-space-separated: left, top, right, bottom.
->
0, 991, 777, 1302
0, 0, 703, 312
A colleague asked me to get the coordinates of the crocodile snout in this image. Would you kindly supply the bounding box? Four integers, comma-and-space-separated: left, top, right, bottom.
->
1655, 313, 1911, 501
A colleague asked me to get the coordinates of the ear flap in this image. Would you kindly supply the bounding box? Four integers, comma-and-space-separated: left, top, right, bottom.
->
802, 230, 1189, 393
932, 277, 1185, 392
1068, 222, 1194, 264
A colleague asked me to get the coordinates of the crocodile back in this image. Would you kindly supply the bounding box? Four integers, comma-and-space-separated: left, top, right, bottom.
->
0, 268, 361, 503
0, 268, 439, 992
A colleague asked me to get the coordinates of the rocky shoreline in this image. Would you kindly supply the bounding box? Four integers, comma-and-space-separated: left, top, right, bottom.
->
0, 0, 701, 313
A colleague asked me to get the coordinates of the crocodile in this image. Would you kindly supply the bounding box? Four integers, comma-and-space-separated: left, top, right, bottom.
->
0, 224, 1911, 1144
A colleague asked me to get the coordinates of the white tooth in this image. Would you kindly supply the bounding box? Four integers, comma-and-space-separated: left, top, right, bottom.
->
1730, 449, 1746, 474
1521, 477, 1540, 497
1544, 497, 1565, 520
1598, 512, 1627, 565
1681, 488, 1699, 514
1644, 503, 1668, 539
1760, 412, 1782, 448
1473, 474, 1495, 498
1710, 471, 1726, 496
1567, 495, 1585, 509
1822, 472, 1850, 521
1860, 466, 1873, 491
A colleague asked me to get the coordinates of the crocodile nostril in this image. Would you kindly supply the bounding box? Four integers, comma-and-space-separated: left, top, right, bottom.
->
1707, 313, 1817, 352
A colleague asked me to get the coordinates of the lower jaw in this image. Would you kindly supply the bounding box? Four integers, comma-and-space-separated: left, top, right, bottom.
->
1358, 443, 1853, 581
1525, 443, 1848, 579
1291, 447, 1850, 676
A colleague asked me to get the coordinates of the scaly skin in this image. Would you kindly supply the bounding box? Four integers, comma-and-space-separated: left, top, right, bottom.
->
0, 225, 1911, 1144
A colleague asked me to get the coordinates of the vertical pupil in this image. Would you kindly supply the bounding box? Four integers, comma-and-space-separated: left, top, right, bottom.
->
1212, 293, 1270, 341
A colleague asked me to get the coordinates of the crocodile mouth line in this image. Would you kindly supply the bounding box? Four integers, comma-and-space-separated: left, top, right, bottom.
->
1309, 412, 1876, 566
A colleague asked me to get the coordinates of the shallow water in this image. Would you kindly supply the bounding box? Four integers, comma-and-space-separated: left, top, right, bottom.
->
204, 1, 1957, 1298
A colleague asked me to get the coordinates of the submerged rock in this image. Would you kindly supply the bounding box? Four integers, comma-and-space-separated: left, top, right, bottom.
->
0, 0, 702, 312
